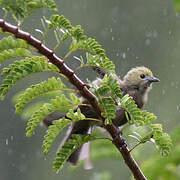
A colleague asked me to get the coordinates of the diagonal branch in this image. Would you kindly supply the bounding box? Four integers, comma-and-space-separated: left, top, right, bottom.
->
0, 19, 147, 180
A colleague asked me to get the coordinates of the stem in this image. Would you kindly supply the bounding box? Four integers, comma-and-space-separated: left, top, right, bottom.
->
63, 50, 73, 60
0, 19, 147, 180
129, 142, 142, 153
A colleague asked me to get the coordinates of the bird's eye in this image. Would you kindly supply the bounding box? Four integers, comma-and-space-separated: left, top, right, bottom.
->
140, 74, 145, 79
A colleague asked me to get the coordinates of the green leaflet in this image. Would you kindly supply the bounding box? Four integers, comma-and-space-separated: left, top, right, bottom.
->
0, 36, 30, 52
120, 94, 143, 125
86, 53, 115, 73
53, 134, 95, 172
0, 48, 32, 63
0, 0, 57, 19
96, 74, 122, 98
70, 38, 106, 58
0, 56, 59, 100
151, 124, 172, 156
15, 77, 67, 114
26, 93, 82, 137
43, 117, 71, 155
48, 14, 72, 30
43, 109, 86, 154
99, 97, 116, 125
141, 110, 157, 125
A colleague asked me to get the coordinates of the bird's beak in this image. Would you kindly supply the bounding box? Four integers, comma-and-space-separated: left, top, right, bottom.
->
145, 76, 160, 83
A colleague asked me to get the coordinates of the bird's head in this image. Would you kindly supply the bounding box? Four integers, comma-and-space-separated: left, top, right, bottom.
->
123, 66, 160, 91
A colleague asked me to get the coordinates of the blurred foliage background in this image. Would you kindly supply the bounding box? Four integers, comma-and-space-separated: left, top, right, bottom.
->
0, 0, 180, 179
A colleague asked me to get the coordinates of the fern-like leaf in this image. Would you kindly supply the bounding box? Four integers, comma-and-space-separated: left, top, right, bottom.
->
43, 117, 71, 155
53, 134, 95, 172
26, 94, 82, 137
86, 53, 115, 73
99, 97, 116, 125
96, 74, 122, 99
43, 108, 86, 154
0, 0, 57, 19
0, 48, 32, 63
0, 36, 30, 52
15, 77, 68, 114
141, 110, 157, 125
0, 56, 59, 100
70, 25, 87, 41
151, 124, 172, 156
48, 14, 72, 30
120, 94, 142, 125
70, 38, 106, 58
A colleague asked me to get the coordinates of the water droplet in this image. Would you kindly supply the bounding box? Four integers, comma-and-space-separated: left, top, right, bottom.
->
112, 36, 114, 41
162, 89, 165, 95
177, 105, 179, 111
5, 139, 8, 145
122, 53, 126, 59
145, 39, 151, 46
110, 28, 113, 32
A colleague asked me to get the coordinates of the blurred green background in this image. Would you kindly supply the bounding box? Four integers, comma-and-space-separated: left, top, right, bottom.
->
0, 0, 180, 179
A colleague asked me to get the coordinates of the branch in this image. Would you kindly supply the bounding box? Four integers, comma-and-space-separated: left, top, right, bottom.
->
0, 19, 147, 180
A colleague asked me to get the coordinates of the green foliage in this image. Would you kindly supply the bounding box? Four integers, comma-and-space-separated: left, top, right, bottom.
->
53, 134, 95, 172
120, 94, 156, 126
15, 77, 68, 114
26, 93, 82, 137
95, 74, 122, 98
48, 14, 73, 30
0, 36, 30, 52
120, 94, 142, 125
140, 126, 180, 180
85, 53, 115, 73
99, 97, 116, 125
70, 37, 105, 57
150, 124, 172, 156
43, 117, 71, 155
0, 48, 32, 63
0, 0, 57, 19
0, 56, 59, 100
43, 108, 86, 154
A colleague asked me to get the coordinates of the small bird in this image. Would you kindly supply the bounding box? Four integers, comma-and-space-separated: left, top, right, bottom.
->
42, 66, 160, 167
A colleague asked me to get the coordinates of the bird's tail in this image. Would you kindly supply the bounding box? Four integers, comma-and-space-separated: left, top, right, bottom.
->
57, 121, 93, 169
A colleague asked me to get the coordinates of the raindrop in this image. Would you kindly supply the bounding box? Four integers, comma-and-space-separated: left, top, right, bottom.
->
10, 136, 13, 141
110, 28, 113, 32
169, 30, 172, 35
177, 105, 179, 111
112, 36, 114, 41
127, 47, 130, 51
116, 53, 119, 57
35, 29, 43, 34
162, 89, 165, 95
122, 52, 126, 59
5, 139, 8, 145
145, 39, 151, 46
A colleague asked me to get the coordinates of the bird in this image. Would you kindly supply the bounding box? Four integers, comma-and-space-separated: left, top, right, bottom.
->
42, 66, 160, 167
